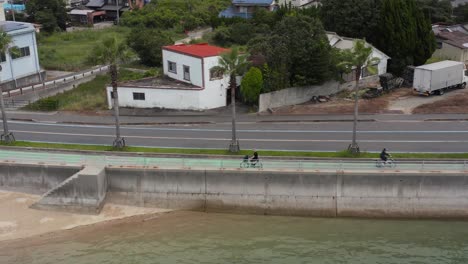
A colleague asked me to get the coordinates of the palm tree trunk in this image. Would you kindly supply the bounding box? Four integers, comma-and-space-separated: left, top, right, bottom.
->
349, 69, 361, 154
111, 64, 124, 148
0, 84, 14, 143
229, 74, 239, 152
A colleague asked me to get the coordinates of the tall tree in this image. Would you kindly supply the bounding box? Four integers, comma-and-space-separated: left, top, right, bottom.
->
26, 0, 67, 32
0, 31, 18, 143
127, 28, 173, 67
321, 0, 381, 44
417, 0, 453, 23
212, 48, 249, 152
88, 36, 131, 148
248, 15, 332, 89
337, 40, 380, 154
376, 0, 435, 74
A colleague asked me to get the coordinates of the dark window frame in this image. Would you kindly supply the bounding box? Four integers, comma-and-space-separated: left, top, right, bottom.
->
183, 65, 190, 81
168, 61, 177, 73
133, 92, 145, 101
12, 47, 30, 60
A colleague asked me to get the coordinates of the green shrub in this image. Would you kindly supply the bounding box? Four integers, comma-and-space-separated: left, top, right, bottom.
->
25, 98, 60, 111
241, 67, 263, 105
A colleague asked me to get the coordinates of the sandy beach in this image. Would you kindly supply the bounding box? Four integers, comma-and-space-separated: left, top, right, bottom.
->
0, 190, 172, 242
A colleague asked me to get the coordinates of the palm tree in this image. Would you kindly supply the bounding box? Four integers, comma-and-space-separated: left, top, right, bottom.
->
338, 40, 380, 154
0, 31, 18, 144
213, 48, 249, 152
88, 36, 131, 148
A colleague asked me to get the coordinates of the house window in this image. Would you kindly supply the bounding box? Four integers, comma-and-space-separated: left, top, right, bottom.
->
12, 47, 30, 60
133, 92, 145, 100
183, 65, 190, 81
168, 61, 177, 73
362, 64, 379, 78
210, 67, 224, 80
0, 52, 5, 63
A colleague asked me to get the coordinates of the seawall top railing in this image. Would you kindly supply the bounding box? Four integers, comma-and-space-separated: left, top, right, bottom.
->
0, 149, 467, 172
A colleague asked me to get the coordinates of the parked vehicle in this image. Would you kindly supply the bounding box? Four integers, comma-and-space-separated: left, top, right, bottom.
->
413, 60, 467, 96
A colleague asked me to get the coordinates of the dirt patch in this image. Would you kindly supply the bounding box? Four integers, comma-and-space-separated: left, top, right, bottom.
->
270, 87, 468, 115
413, 89, 468, 114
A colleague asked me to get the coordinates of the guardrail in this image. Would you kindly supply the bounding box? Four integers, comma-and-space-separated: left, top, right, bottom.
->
2, 65, 110, 98
0, 150, 466, 172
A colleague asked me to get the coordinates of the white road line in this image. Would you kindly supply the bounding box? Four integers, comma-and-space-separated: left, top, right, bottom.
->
11, 130, 468, 143
7, 121, 468, 134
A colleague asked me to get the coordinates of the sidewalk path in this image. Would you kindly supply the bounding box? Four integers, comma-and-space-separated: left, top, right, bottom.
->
5, 110, 468, 125
0, 149, 466, 172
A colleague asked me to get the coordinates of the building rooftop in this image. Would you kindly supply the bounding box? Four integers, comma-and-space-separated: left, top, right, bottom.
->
163, 43, 228, 58
0, 21, 34, 33
118, 76, 202, 90
437, 31, 468, 49
326, 32, 390, 59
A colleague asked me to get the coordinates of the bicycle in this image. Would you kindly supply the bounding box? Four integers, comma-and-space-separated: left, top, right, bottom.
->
375, 158, 396, 168
240, 158, 263, 169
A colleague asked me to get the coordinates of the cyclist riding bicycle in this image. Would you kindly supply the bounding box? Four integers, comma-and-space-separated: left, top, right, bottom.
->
250, 151, 259, 166
380, 148, 391, 164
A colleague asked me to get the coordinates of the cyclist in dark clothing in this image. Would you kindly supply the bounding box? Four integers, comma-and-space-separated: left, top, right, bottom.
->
380, 148, 390, 163
250, 151, 259, 166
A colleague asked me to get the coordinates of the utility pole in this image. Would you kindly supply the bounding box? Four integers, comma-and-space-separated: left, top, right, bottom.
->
10, 1, 16, 21
116, 0, 120, 25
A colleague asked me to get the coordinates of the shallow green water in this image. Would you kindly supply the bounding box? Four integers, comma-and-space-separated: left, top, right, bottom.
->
1, 212, 468, 264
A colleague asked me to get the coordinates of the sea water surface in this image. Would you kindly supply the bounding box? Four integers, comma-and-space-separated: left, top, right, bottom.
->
1, 211, 467, 264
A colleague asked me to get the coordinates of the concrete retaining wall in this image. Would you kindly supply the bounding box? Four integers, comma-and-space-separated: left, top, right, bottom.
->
33, 166, 107, 214
106, 168, 468, 218
258, 76, 379, 113
2, 163, 467, 218
0, 163, 80, 194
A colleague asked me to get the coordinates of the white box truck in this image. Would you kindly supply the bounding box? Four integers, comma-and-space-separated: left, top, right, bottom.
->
413, 60, 467, 96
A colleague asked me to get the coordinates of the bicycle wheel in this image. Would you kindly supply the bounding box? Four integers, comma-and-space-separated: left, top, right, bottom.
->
240, 162, 249, 168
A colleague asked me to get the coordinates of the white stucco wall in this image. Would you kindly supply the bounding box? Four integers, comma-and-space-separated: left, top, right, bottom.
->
111, 49, 231, 110
370, 49, 388, 76
201, 55, 229, 109
106, 85, 226, 110
162, 50, 203, 87
0, 24, 41, 83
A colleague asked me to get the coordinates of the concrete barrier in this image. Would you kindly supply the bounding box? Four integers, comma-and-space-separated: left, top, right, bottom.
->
32, 166, 107, 214
2, 163, 468, 218
0, 163, 80, 194
258, 76, 379, 113
105, 168, 468, 218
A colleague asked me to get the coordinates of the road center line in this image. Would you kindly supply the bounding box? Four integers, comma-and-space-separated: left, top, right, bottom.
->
8, 121, 468, 134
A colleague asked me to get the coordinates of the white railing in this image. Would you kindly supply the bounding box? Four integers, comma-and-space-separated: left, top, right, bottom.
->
3, 65, 110, 97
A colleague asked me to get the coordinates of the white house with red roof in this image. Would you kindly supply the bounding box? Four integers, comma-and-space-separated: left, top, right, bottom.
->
106, 43, 231, 110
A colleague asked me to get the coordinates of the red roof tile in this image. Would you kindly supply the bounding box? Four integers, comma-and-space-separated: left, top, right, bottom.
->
163, 43, 229, 58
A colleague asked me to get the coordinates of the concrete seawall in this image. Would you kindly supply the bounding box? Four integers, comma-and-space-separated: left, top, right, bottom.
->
1, 163, 468, 218
0, 163, 80, 194
106, 168, 468, 218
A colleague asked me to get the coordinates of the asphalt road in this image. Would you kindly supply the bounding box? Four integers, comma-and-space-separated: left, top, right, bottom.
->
4, 119, 468, 153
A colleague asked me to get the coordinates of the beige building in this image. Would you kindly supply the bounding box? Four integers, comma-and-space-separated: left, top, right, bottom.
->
0, 0, 5, 22
433, 31, 468, 63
